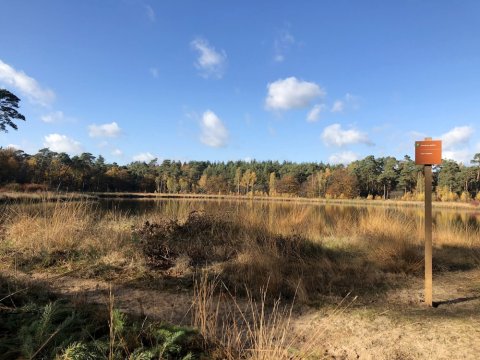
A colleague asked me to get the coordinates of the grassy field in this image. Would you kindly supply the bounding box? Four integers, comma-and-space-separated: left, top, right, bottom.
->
1, 198, 479, 358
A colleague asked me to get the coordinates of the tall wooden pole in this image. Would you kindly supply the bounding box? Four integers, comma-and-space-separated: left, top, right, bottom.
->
424, 163, 433, 306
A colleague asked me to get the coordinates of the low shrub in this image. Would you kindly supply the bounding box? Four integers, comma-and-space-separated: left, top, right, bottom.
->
0, 275, 202, 360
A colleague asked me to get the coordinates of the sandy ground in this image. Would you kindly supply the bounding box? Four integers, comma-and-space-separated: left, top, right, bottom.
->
4, 268, 480, 359
297, 270, 480, 359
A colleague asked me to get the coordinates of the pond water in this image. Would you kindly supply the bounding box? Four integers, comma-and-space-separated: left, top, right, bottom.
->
98, 198, 480, 232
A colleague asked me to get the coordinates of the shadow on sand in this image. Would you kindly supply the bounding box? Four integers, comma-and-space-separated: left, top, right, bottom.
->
433, 295, 480, 308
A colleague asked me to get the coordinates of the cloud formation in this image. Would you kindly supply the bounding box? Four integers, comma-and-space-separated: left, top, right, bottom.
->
44, 134, 82, 154
274, 29, 295, 62
144, 4, 156, 22
133, 152, 156, 162
331, 100, 344, 113
200, 110, 229, 147
265, 77, 324, 111
191, 38, 227, 78
6, 144, 20, 150
0, 59, 55, 106
331, 93, 360, 113
440, 126, 474, 150
111, 148, 123, 157
328, 151, 359, 164
443, 149, 471, 164
88, 122, 122, 138
41, 111, 64, 123
321, 123, 373, 147
306, 104, 326, 122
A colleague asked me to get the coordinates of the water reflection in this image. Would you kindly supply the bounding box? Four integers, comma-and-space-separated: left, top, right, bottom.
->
99, 199, 480, 233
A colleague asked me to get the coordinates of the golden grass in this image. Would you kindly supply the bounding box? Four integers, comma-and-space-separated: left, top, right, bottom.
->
191, 272, 348, 360
1, 198, 141, 277
5, 199, 94, 253
1, 198, 479, 296
1, 198, 479, 358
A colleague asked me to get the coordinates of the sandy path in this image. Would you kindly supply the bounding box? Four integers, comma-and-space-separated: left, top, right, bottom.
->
295, 269, 480, 359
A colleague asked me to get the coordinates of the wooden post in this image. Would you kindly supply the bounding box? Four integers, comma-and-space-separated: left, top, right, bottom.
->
424, 143, 433, 307
424, 164, 433, 305
415, 136, 441, 307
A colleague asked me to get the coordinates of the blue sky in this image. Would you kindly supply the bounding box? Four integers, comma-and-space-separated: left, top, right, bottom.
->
1, 0, 480, 164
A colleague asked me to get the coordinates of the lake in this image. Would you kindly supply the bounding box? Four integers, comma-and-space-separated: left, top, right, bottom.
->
98, 198, 480, 236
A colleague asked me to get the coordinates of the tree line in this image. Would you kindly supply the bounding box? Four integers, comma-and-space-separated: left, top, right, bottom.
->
1, 147, 480, 201
1, 88, 479, 200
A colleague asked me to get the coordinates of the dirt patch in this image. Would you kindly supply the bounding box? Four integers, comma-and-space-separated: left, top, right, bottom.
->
3, 267, 479, 359
297, 269, 480, 359
5, 269, 193, 325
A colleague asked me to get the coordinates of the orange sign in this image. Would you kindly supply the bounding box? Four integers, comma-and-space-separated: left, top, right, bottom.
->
415, 140, 442, 165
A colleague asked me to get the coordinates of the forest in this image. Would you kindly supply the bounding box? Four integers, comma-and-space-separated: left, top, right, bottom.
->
1, 147, 480, 200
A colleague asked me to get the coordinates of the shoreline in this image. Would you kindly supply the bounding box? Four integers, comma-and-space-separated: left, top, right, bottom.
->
1, 191, 479, 210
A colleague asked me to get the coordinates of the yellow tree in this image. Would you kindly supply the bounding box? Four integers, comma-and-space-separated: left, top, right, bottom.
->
198, 174, 208, 192
249, 171, 257, 195
268, 172, 276, 196
241, 169, 257, 195
234, 168, 242, 195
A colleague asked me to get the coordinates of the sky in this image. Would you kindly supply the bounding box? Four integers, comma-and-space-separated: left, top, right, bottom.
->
1, 0, 480, 165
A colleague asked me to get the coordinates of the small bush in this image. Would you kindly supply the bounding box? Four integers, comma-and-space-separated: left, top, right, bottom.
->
134, 212, 385, 301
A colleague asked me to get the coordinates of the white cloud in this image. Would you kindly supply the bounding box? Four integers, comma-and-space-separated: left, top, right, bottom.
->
133, 152, 156, 162
200, 110, 229, 147
431, 125, 476, 164
443, 149, 471, 164
0, 59, 55, 106
144, 4, 155, 22
6, 144, 20, 150
111, 148, 123, 157
88, 122, 122, 138
274, 29, 295, 62
321, 123, 373, 147
43, 134, 82, 154
306, 104, 326, 122
440, 126, 474, 150
265, 77, 325, 111
41, 111, 64, 123
331, 100, 344, 113
329, 151, 359, 164
345, 93, 360, 108
191, 38, 227, 78
331, 93, 360, 113
149, 67, 159, 78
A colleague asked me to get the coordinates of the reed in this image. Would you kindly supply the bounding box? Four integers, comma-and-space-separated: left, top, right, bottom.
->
1, 198, 478, 298
191, 272, 343, 360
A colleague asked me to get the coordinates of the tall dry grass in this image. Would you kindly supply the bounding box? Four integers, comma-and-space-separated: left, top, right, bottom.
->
1, 198, 478, 295
1, 198, 479, 357
5, 199, 94, 253
1, 198, 141, 275
191, 272, 350, 360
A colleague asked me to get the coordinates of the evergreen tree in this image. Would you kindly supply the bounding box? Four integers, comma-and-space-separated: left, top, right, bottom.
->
0, 89, 26, 132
